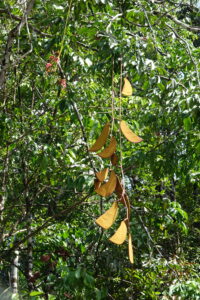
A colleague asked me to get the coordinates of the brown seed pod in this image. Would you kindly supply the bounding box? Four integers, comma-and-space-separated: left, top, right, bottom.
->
96, 168, 109, 182
89, 122, 110, 152
115, 177, 131, 219
128, 233, 134, 264
111, 153, 118, 166
94, 179, 101, 190
97, 136, 117, 159
95, 201, 119, 229
115, 177, 126, 205
109, 220, 127, 245
122, 78, 133, 96
120, 120, 143, 143
96, 170, 117, 197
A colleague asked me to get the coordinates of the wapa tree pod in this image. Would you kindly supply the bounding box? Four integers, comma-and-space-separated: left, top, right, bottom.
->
109, 220, 127, 245
115, 177, 131, 220
95, 201, 119, 229
96, 168, 109, 182
120, 120, 143, 143
95, 170, 117, 197
122, 78, 133, 96
115, 177, 126, 206
89, 122, 110, 152
94, 179, 101, 190
128, 233, 134, 264
97, 136, 117, 159
111, 153, 118, 166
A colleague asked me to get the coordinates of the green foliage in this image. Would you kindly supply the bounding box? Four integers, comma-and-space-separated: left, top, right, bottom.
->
0, 0, 200, 299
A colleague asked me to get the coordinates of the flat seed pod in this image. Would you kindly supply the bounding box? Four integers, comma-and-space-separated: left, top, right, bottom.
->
109, 220, 127, 245
122, 78, 133, 96
97, 137, 117, 159
115, 177, 126, 206
94, 179, 101, 190
96, 170, 117, 197
128, 233, 134, 264
115, 177, 131, 219
95, 202, 119, 229
89, 122, 110, 152
120, 120, 143, 143
96, 168, 109, 182
111, 153, 118, 166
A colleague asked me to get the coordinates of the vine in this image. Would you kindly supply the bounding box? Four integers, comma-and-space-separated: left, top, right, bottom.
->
89, 78, 143, 264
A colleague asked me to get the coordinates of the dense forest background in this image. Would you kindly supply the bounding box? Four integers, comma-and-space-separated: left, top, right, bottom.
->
0, 0, 200, 299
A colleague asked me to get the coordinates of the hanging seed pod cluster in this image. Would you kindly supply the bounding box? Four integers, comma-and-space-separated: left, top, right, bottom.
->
88, 79, 143, 264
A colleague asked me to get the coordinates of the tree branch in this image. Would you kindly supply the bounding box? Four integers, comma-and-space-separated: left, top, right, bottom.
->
0, 0, 35, 89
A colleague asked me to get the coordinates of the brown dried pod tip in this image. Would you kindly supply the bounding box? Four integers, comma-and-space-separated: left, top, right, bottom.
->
111, 153, 118, 166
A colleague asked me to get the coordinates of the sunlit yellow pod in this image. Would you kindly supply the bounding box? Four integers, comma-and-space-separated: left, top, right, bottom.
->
96, 168, 109, 182
89, 122, 110, 152
95, 202, 119, 229
109, 220, 127, 245
122, 78, 133, 96
97, 137, 117, 159
96, 170, 117, 197
128, 233, 134, 264
120, 120, 143, 143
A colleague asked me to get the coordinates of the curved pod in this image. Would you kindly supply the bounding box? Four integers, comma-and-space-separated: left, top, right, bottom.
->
128, 233, 134, 264
97, 136, 117, 159
96, 168, 109, 182
109, 220, 127, 245
89, 122, 110, 152
120, 120, 143, 143
96, 170, 117, 197
95, 202, 118, 229
122, 78, 133, 96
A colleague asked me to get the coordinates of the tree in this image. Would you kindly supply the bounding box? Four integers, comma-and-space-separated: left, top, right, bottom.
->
0, 0, 199, 299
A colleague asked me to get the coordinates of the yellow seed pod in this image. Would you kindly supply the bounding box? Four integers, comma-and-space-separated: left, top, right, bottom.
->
120, 120, 143, 143
122, 78, 133, 96
95, 202, 119, 229
96, 168, 109, 182
89, 122, 110, 152
97, 137, 117, 159
96, 170, 117, 197
128, 233, 134, 264
109, 220, 127, 245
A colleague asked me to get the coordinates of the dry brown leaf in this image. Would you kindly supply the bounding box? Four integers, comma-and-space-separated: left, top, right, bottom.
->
89, 122, 110, 152
96, 168, 109, 182
96, 170, 117, 197
111, 153, 118, 166
128, 233, 134, 264
122, 78, 133, 96
95, 202, 119, 229
120, 120, 143, 143
97, 136, 117, 158
109, 220, 127, 244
